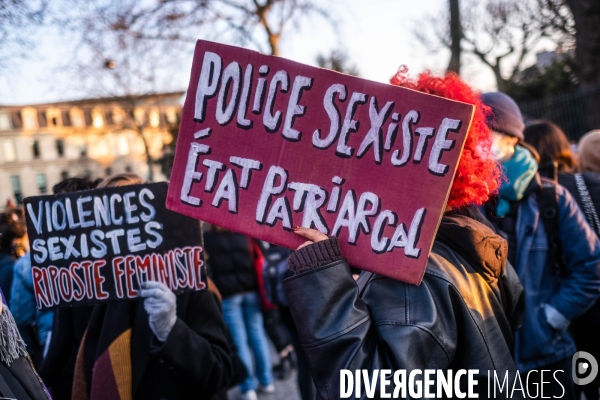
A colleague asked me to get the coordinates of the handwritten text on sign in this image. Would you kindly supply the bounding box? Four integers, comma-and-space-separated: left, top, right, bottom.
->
25, 183, 206, 310
167, 41, 474, 284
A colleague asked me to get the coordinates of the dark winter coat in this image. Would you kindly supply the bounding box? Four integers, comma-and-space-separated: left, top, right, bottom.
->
284, 208, 525, 399
107, 290, 233, 400
0, 253, 14, 304
554, 171, 600, 386
38, 306, 94, 399
0, 289, 50, 400
484, 174, 600, 371
0, 356, 51, 400
43, 289, 233, 400
204, 231, 258, 299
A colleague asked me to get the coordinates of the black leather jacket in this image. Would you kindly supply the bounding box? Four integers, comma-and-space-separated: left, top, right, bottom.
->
284, 208, 525, 399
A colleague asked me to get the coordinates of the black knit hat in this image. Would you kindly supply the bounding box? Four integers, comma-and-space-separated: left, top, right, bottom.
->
481, 92, 525, 140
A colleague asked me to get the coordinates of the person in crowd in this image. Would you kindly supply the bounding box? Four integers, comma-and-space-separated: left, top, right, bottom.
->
52, 177, 97, 195
43, 173, 233, 400
523, 121, 600, 233
282, 71, 526, 399
204, 227, 274, 400
39, 177, 98, 399
260, 252, 294, 381
10, 216, 54, 368
481, 93, 600, 399
524, 122, 600, 400
577, 130, 600, 228
579, 130, 600, 174
263, 244, 315, 400
262, 307, 294, 380
524, 121, 600, 234
524, 120, 578, 177
0, 206, 27, 303
0, 286, 52, 399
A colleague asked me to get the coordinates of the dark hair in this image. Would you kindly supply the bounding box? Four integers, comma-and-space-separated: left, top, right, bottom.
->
523, 121, 577, 173
53, 177, 97, 195
97, 173, 144, 188
0, 207, 26, 255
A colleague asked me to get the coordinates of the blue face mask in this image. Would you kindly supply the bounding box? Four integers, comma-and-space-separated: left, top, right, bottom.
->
495, 144, 538, 217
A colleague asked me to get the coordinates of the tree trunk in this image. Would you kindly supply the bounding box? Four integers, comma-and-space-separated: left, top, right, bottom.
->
566, 0, 600, 133
447, 0, 462, 74
491, 64, 511, 93
268, 33, 280, 56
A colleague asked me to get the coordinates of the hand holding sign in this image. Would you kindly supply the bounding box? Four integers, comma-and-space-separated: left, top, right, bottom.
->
141, 281, 177, 342
293, 226, 328, 250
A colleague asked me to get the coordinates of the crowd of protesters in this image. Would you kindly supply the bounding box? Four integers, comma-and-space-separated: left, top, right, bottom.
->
0, 68, 598, 400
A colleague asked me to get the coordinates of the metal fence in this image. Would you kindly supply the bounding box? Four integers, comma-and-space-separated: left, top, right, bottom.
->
518, 84, 600, 141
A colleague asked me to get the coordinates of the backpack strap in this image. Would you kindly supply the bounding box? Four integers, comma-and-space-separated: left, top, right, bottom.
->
574, 173, 600, 237
537, 180, 567, 276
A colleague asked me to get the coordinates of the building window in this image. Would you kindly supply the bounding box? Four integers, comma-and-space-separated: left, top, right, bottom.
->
21, 108, 38, 130
117, 135, 130, 155
2, 139, 16, 162
134, 108, 145, 126
61, 110, 71, 126
149, 109, 160, 127
47, 108, 61, 127
56, 139, 65, 157
80, 144, 87, 158
32, 140, 40, 159
71, 108, 84, 128
22, 110, 38, 130
36, 173, 47, 194
0, 113, 11, 130
112, 108, 125, 125
165, 108, 178, 125
125, 165, 132, 172
10, 175, 22, 204
61, 170, 69, 181
92, 110, 104, 128
105, 167, 112, 176
25, 114, 36, 129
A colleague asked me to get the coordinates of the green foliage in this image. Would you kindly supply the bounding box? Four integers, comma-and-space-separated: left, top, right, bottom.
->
506, 54, 579, 102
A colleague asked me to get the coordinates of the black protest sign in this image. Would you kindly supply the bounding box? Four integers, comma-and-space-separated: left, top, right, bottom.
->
24, 182, 206, 310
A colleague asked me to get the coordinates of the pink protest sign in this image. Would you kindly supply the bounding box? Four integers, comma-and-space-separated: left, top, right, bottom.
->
166, 40, 474, 285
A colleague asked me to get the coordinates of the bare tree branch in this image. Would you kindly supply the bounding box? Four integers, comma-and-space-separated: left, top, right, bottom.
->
0, 0, 48, 71
415, 0, 574, 90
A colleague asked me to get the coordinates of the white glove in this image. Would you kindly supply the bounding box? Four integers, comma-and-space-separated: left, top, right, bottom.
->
542, 303, 570, 333
140, 281, 177, 342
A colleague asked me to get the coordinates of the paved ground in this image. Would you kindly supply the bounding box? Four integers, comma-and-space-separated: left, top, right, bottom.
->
227, 369, 302, 400
227, 341, 303, 400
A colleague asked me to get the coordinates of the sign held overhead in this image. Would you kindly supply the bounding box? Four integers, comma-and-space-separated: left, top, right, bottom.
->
167, 40, 474, 285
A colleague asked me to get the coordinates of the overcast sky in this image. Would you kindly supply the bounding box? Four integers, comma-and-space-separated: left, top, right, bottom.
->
0, 0, 547, 105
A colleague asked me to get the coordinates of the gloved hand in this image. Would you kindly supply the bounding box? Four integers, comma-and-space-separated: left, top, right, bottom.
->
140, 281, 177, 342
542, 303, 570, 333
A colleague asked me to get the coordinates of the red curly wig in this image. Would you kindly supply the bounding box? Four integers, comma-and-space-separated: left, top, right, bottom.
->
390, 68, 501, 209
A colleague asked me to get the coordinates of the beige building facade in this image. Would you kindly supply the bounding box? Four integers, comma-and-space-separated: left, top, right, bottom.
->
0, 92, 183, 208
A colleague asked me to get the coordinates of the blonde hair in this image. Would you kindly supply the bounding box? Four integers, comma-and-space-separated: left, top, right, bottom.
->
97, 173, 144, 188
579, 130, 600, 173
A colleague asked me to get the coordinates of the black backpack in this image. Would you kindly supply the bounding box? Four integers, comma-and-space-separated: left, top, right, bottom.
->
537, 161, 600, 276
537, 176, 567, 277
